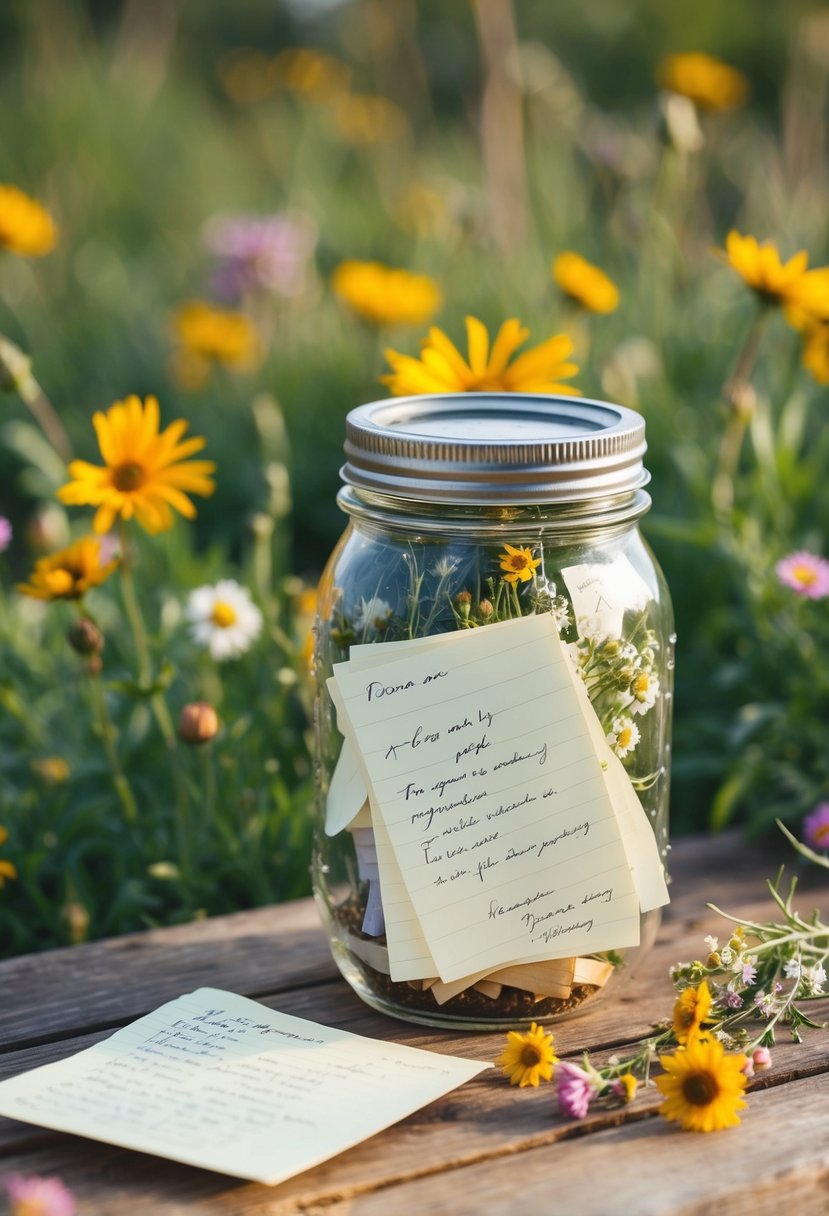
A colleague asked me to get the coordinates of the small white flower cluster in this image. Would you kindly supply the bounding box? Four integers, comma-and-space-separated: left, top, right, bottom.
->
575, 622, 661, 760
352, 595, 393, 637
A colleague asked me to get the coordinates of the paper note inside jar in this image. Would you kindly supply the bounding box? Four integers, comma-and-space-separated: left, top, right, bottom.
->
328, 614, 641, 984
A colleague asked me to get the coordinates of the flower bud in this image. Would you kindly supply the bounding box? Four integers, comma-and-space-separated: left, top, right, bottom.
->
478, 598, 494, 618
706, 951, 722, 968
752, 1046, 772, 1070
454, 590, 472, 619
178, 701, 220, 746
67, 617, 105, 656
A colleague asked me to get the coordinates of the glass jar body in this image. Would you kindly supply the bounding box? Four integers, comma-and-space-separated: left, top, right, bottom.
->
312, 490, 674, 1029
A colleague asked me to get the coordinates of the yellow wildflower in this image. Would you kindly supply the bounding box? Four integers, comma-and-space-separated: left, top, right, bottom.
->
172, 300, 262, 389
274, 48, 350, 101
58, 395, 215, 534
553, 252, 619, 315
802, 322, 829, 385
672, 979, 713, 1044
659, 52, 749, 111
499, 544, 541, 586
332, 261, 441, 327
722, 231, 810, 307
656, 1035, 748, 1132
332, 94, 409, 145
614, 1073, 639, 1103
0, 184, 57, 256
497, 1022, 557, 1087
31, 756, 71, 784
784, 267, 829, 331
0, 826, 16, 887
382, 316, 580, 396
17, 536, 119, 601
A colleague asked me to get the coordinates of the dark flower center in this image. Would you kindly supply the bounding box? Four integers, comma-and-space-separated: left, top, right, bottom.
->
113, 462, 146, 491
682, 1071, 719, 1106
520, 1044, 542, 1067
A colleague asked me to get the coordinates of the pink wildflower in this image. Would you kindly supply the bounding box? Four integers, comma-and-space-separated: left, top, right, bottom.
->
0, 516, 11, 553
739, 961, 757, 985
775, 550, 829, 599
204, 212, 317, 302
803, 803, 829, 851
752, 1046, 772, 1070
741, 1056, 755, 1077
556, 1060, 596, 1118
5, 1173, 76, 1216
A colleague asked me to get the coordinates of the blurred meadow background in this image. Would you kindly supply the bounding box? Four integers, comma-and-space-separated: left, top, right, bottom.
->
1, 0, 828, 956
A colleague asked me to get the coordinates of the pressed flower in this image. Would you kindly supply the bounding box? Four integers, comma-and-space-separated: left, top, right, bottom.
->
204, 212, 317, 303
658, 52, 748, 111
722, 232, 810, 307
803, 803, 829, 850
0, 184, 57, 256
186, 579, 263, 661
552, 252, 619, 315
17, 536, 119, 601
332, 260, 441, 327
0, 516, 11, 552
802, 322, 829, 385
172, 300, 262, 388
656, 1035, 748, 1132
672, 979, 713, 1043
58, 395, 216, 535
775, 550, 829, 599
382, 316, 580, 397
497, 1022, 557, 1088
498, 543, 541, 586
606, 716, 641, 760
5, 1172, 76, 1216
556, 1060, 596, 1117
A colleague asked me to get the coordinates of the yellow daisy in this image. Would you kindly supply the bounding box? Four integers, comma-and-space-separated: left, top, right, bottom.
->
332, 260, 441, 327
614, 1073, 639, 1104
172, 300, 262, 389
659, 52, 749, 112
722, 231, 810, 307
499, 544, 541, 586
497, 1022, 557, 1087
803, 322, 829, 385
553, 252, 619, 315
784, 267, 829, 331
0, 183, 57, 256
58, 395, 216, 535
672, 979, 713, 1044
656, 1035, 748, 1132
17, 536, 120, 601
382, 316, 580, 396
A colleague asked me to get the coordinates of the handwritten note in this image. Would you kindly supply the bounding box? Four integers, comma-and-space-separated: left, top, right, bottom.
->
0, 989, 489, 1186
329, 615, 642, 984
560, 554, 652, 640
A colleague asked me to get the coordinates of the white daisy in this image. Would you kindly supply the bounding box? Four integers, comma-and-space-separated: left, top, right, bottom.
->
629, 669, 659, 715
606, 716, 641, 759
186, 579, 263, 661
352, 595, 393, 635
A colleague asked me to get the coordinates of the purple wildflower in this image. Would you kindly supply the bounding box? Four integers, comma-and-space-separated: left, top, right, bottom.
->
754, 990, 775, 1016
775, 550, 829, 599
0, 516, 11, 553
739, 961, 757, 985
204, 212, 317, 302
5, 1173, 76, 1216
803, 802, 829, 851
723, 985, 744, 1009
556, 1060, 596, 1119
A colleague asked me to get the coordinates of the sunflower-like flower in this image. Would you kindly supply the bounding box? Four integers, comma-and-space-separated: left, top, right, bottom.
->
332, 260, 441, 327
722, 231, 810, 307
382, 316, 580, 396
0, 184, 57, 256
672, 979, 713, 1044
17, 536, 120, 601
172, 300, 262, 389
656, 1034, 748, 1132
553, 252, 619, 315
497, 1022, 557, 1087
802, 323, 829, 385
499, 544, 541, 586
58, 395, 216, 534
659, 52, 749, 112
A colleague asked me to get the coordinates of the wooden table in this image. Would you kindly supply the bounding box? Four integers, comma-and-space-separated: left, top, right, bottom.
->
1, 833, 827, 1215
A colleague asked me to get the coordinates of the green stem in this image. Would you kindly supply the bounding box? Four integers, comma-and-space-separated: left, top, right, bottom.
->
0, 333, 72, 462
88, 668, 140, 823
712, 306, 770, 524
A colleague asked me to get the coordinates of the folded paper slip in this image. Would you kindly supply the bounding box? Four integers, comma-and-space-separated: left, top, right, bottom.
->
0, 988, 490, 1186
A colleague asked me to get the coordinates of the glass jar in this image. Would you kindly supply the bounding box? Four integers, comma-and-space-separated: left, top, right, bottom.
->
312, 393, 674, 1029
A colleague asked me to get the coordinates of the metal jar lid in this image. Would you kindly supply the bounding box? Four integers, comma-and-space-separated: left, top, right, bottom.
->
341, 392, 649, 504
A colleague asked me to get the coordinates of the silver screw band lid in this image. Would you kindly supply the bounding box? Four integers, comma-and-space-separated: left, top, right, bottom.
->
341, 392, 649, 504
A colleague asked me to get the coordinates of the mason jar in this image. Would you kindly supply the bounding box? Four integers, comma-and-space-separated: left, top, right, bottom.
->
312, 393, 673, 1029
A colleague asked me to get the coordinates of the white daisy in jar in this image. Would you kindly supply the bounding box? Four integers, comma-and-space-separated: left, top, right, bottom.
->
352, 595, 393, 636
606, 716, 641, 759
186, 579, 263, 660
628, 669, 659, 715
